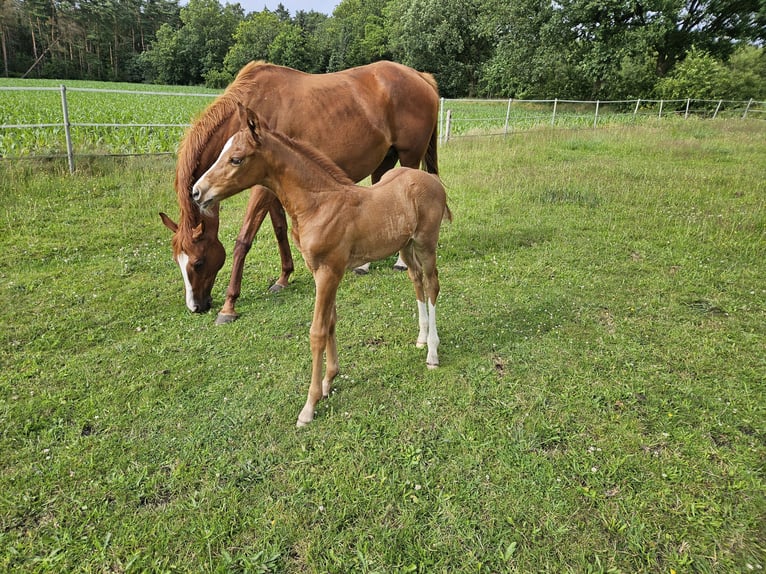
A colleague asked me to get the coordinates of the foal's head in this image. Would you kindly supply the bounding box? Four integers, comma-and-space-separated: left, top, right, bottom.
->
192, 103, 268, 211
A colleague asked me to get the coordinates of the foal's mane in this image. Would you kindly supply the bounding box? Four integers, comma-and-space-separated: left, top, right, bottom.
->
265, 127, 355, 187
173, 62, 271, 243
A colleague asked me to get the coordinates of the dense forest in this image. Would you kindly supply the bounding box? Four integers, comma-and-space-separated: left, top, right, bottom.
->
2, 0, 765, 99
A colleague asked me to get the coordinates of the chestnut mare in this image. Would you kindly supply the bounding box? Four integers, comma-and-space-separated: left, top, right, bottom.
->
193, 105, 451, 426
159, 61, 439, 324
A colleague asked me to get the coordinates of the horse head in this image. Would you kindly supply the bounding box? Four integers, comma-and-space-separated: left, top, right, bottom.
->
159, 211, 225, 313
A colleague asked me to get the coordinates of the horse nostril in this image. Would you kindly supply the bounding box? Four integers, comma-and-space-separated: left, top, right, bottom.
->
191, 187, 200, 201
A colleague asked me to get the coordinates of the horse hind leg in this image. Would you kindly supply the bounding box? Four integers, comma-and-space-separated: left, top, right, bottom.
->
399, 247, 438, 368
407, 244, 441, 368
267, 198, 294, 292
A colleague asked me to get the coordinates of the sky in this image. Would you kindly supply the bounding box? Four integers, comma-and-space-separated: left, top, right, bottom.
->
229, 0, 339, 15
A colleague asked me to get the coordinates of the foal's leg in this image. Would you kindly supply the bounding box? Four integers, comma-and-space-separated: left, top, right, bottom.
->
217, 186, 271, 324
420, 250, 441, 369
297, 267, 342, 427
401, 246, 440, 368
399, 247, 435, 367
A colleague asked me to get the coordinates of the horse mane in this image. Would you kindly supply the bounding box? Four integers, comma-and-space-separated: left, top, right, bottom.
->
263, 122, 355, 187
173, 61, 273, 245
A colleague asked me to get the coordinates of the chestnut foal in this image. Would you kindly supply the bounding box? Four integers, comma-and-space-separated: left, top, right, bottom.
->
193, 104, 451, 426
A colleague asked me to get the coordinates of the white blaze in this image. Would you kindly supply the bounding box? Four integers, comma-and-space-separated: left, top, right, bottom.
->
177, 252, 197, 311
196, 135, 235, 190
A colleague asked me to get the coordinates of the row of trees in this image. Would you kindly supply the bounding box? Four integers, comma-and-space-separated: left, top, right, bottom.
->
3, 0, 765, 100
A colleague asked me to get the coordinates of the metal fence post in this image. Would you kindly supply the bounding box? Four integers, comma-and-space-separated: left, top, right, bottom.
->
633, 99, 641, 119
743, 98, 753, 119
444, 109, 452, 143
551, 98, 558, 125
594, 100, 600, 128
713, 100, 723, 119
504, 98, 513, 136
60, 85, 75, 173
659, 100, 664, 118
439, 97, 445, 144
684, 98, 691, 119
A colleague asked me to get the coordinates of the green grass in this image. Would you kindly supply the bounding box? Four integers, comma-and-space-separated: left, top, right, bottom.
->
1, 120, 764, 572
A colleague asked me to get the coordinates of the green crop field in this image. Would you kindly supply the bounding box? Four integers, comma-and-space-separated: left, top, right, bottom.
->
0, 79, 219, 156
1, 117, 764, 572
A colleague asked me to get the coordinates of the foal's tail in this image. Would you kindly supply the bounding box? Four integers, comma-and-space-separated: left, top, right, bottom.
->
443, 204, 453, 224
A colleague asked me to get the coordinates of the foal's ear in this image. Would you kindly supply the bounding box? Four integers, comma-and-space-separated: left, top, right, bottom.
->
245, 107, 262, 144
159, 212, 178, 233
236, 101, 249, 130
235, 101, 261, 143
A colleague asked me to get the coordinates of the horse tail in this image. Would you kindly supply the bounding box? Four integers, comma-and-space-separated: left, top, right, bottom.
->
417, 71, 440, 176
423, 123, 439, 175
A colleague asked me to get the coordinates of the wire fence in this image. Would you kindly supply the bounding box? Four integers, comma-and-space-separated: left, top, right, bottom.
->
0, 85, 217, 172
439, 97, 764, 143
1, 84, 763, 173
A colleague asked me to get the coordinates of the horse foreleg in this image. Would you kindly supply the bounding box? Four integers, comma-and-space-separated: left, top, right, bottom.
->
267, 198, 294, 292
216, 187, 271, 324
323, 303, 339, 398
297, 268, 341, 427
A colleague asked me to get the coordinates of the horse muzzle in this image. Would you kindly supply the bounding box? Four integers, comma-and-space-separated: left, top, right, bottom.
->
191, 184, 204, 202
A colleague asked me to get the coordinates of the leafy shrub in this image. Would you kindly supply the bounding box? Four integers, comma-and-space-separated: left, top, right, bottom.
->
655, 47, 730, 100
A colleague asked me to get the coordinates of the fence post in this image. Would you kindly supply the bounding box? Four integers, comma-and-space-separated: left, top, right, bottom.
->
742, 98, 753, 119
551, 98, 558, 126
659, 100, 664, 118
504, 98, 513, 136
633, 99, 640, 119
60, 85, 75, 174
439, 97, 445, 144
445, 109, 452, 143
713, 100, 723, 119
684, 98, 691, 119
594, 100, 600, 128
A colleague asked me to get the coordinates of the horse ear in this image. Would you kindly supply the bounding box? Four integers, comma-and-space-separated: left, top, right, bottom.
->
192, 221, 204, 241
159, 212, 178, 233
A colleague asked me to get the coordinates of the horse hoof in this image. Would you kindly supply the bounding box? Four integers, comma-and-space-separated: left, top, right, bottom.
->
269, 283, 286, 293
416, 341, 427, 348
393, 264, 408, 271
296, 419, 309, 428
427, 362, 439, 370
215, 312, 238, 325
353, 267, 369, 276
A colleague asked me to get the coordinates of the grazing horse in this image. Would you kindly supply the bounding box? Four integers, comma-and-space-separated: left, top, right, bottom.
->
159, 60, 439, 324
193, 105, 451, 426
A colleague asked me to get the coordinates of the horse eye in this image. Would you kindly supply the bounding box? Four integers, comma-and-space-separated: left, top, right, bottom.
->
230, 157, 242, 166
193, 258, 205, 270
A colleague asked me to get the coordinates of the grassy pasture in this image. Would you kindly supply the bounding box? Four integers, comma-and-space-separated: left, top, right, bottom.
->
1, 120, 765, 572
